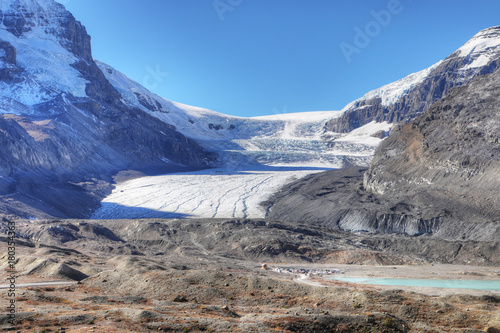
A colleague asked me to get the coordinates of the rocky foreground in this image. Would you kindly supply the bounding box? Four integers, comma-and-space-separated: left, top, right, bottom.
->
1, 217, 499, 332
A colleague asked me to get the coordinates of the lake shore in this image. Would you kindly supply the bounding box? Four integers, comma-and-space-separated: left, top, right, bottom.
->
261, 263, 500, 296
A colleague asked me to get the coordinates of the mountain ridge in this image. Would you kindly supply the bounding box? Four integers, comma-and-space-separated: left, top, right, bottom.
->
326, 26, 500, 133
97, 60, 386, 169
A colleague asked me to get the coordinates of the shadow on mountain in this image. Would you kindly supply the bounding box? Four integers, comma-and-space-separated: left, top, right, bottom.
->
207, 164, 334, 176
0, 177, 112, 219
91, 203, 192, 220
252, 165, 334, 172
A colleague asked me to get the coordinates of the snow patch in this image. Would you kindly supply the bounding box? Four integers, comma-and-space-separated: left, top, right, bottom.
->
334, 121, 393, 146
343, 61, 443, 110
252, 110, 343, 122
457, 27, 500, 58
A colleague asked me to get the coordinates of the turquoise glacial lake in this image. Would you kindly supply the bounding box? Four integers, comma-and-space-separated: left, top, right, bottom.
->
330, 277, 500, 290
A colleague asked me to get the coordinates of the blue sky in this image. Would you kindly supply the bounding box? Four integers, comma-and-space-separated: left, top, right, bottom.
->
60, 0, 500, 117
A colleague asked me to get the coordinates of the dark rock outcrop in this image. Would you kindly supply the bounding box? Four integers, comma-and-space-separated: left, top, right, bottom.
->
265, 167, 446, 237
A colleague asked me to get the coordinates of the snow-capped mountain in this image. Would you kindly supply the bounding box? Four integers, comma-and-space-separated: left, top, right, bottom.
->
267, 47, 500, 240
339, 62, 443, 113
326, 26, 500, 133
454, 26, 500, 71
0, 0, 388, 219
0, 0, 213, 218
0, 0, 89, 107
99, 26, 500, 170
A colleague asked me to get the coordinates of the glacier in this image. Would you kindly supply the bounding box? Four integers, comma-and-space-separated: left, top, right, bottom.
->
92, 63, 396, 220
97, 60, 393, 169
91, 166, 330, 220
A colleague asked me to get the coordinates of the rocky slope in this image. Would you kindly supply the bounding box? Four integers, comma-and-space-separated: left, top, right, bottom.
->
326, 26, 500, 133
0, 0, 213, 218
267, 67, 500, 244
3, 216, 500, 271
363, 65, 500, 233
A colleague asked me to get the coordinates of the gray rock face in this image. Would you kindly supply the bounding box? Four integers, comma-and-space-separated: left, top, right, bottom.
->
0, 0, 214, 218
267, 68, 500, 242
266, 167, 446, 237
0, 39, 22, 81
364, 67, 500, 229
326, 26, 500, 133
0, 40, 16, 64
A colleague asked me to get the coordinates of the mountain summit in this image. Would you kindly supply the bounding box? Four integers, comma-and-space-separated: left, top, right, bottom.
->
454, 25, 500, 70
0, 0, 95, 106
326, 26, 500, 133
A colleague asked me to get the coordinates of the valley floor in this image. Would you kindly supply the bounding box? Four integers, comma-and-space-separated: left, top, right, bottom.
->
1, 217, 499, 332
1, 249, 499, 332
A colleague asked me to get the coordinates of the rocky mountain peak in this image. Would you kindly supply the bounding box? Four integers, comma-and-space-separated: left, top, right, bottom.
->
451, 26, 500, 71
326, 26, 500, 133
459, 25, 500, 50
1, 0, 67, 34
267, 67, 500, 245
0, 0, 92, 62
